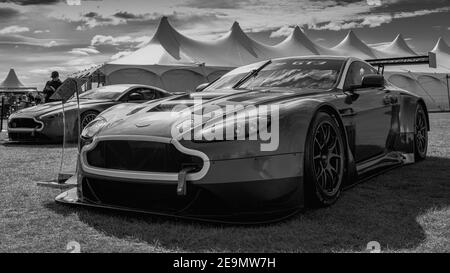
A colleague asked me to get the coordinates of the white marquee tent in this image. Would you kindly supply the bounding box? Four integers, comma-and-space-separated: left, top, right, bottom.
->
0, 69, 37, 95
100, 17, 450, 111
382, 37, 450, 111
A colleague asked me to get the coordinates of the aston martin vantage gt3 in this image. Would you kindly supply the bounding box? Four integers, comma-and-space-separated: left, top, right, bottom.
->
56, 56, 429, 223
8, 84, 171, 142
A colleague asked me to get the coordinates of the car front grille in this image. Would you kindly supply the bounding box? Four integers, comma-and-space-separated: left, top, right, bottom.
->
9, 118, 42, 129
86, 140, 204, 173
82, 177, 200, 212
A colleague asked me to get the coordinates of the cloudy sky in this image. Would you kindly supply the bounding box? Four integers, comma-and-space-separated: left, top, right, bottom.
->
0, 0, 449, 89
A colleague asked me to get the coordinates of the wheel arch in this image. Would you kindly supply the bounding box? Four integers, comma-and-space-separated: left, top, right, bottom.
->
307, 103, 358, 187
417, 99, 430, 131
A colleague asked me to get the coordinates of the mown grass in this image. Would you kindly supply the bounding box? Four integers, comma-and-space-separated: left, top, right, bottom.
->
0, 114, 449, 253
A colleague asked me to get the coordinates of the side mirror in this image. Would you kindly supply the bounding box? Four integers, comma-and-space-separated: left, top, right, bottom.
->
195, 83, 209, 92
128, 93, 143, 101
361, 74, 385, 89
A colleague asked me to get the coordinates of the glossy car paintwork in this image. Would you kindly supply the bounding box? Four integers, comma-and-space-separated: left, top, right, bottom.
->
8, 84, 171, 142
55, 57, 429, 223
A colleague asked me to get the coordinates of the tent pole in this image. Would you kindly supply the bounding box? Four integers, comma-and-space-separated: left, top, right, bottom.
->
1, 96, 4, 132
447, 74, 450, 112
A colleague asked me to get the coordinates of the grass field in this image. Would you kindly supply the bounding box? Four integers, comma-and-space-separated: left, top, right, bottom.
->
0, 114, 449, 253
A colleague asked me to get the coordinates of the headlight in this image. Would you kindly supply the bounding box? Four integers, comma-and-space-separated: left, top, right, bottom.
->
81, 117, 107, 139
40, 112, 62, 120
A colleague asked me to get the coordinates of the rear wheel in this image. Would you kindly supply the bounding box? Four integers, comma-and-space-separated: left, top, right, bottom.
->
414, 104, 428, 161
305, 112, 345, 207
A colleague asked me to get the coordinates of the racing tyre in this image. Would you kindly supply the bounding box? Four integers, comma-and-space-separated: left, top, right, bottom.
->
414, 104, 428, 161
80, 111, 99, 130
305, 112, 345, 207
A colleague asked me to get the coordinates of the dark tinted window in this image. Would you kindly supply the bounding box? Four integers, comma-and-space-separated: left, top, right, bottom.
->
125, 88, 161, 101
344, 61, 378, 90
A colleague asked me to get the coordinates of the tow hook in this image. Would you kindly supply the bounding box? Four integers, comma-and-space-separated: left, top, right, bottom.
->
177, 166, 197, 196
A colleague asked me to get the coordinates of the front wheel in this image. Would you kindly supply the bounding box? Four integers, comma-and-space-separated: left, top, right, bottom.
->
304, 112, 345, 207
414, 104, 428, 161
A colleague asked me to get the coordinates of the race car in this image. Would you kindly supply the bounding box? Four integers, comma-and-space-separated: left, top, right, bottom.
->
8, 84, 171, 142
55, 56, 429, 223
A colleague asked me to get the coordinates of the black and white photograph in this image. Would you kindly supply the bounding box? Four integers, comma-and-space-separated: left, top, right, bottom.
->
0, 0, 449, 261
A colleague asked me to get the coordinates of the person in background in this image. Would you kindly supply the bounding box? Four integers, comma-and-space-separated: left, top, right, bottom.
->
35, 93, 43, 105
27, 92, 35, 106
43, 71, 62, 103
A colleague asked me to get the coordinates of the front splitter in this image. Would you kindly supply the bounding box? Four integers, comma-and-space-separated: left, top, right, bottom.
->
55, 188, 301, 225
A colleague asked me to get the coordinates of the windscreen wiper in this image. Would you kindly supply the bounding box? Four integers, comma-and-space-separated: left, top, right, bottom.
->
233, 60, 272, 89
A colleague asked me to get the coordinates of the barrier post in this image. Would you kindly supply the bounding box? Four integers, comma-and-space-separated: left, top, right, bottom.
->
446, 74, 450, 112
0, 96, 4, 132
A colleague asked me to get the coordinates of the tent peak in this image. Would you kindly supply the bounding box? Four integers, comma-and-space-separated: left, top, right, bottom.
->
332, 30, 376, 58
149, 16, 183, 60
432, 37, 450, 54
231, 21, 243, 32
289, 26, 316, 46
275, 25, 320, 55
380, 33, 417, 56
394, 33, 404, 40
291, 26, 305, 37
1, 68, 25, 88
346, 30, 356, 38
341, 30, 364, 45
154, 16, 174, 33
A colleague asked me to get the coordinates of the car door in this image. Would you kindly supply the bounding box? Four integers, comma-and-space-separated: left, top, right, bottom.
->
342, 61, 395, 163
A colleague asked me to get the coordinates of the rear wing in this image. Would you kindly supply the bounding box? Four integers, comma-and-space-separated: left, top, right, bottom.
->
366, 52, 437, 74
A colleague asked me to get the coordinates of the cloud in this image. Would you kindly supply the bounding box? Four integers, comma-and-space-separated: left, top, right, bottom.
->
110, 50, 133, 60
368, 41, 391, 47
0, 7, 20, 19
311, 6, 449, 31
0, 34, 64, 48
34, 29, 50, 33
71, 11, 225, 31
0, 0, 62, 5
84, 12, 99, 18
68, 47, 100, 56
360, 14, 392, 27
393, 7, 450, 19
313, 21, 359, 31
366, 0, 382, 6
270, 25, 295, 38
91, 35, 150, 49
182, 0, 252, 9
0, 25, 30, 35
113, 11, 145, 20
45, 40, 58, 47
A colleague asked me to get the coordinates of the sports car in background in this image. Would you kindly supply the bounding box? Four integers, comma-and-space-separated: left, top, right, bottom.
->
8, 84, 171, 142
56, 56, 429, 223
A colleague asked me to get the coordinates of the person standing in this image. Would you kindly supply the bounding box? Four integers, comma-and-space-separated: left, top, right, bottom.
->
43, 71, 62, 103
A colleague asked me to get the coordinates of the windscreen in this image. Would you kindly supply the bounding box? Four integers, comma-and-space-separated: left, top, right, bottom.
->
204, 58, 345, 92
